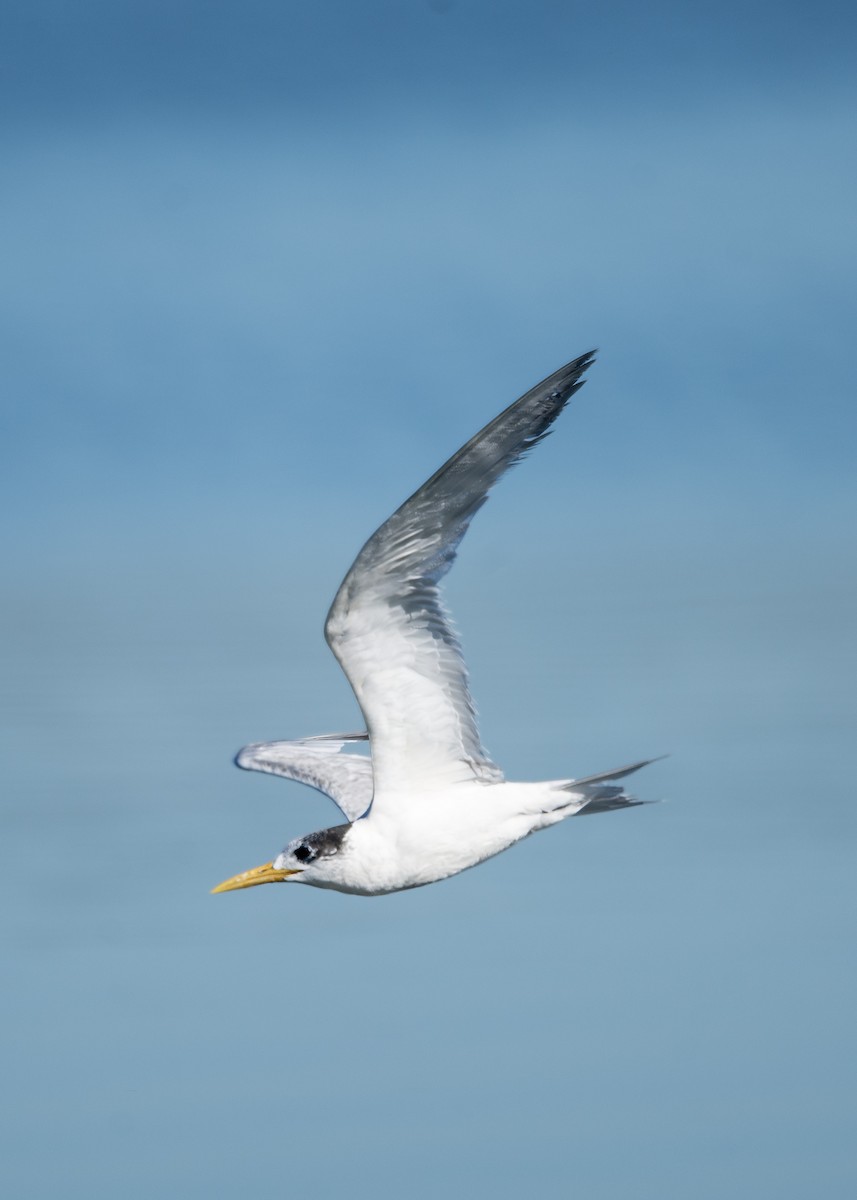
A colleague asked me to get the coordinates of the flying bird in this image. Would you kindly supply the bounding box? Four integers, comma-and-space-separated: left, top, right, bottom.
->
213, 351, 658, 897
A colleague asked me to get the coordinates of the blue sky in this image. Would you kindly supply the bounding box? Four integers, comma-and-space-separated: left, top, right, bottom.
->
2, 3, 856, 1197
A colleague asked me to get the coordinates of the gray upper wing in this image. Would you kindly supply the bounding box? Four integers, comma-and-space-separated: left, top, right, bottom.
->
324, 351, 596, 798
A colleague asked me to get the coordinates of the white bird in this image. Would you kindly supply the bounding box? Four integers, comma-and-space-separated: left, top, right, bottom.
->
213, 351, 658, 898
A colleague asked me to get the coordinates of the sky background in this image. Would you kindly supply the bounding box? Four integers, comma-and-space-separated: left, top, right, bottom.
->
2, 1, 856, 1197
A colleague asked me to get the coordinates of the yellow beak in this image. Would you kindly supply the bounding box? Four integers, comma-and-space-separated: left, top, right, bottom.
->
211, 861, 301, 894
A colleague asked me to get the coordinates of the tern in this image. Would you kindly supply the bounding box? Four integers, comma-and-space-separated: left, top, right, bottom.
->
213, 350, 658, 897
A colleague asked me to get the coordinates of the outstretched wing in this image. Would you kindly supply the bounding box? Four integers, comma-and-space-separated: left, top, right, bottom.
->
324, 351, 596, 798
234, 732, 373, 822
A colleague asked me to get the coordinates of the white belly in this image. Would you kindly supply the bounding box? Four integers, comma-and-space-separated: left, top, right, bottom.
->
313, 780, 558, 896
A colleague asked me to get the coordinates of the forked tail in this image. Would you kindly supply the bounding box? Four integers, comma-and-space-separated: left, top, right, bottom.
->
561, 755, 666, 816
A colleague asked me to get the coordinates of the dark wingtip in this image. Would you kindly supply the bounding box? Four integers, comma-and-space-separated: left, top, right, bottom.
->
566, 348, 597, 373
233, 745, 253, 770
537, 349, 598, 404
573, 348, 598, 370
558, 348, 597, 391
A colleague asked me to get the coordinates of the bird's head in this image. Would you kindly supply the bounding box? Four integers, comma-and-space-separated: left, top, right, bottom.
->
211, 823, 351, 894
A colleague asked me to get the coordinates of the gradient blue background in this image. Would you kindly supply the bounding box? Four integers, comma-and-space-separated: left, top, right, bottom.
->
2, 2, 855, 1196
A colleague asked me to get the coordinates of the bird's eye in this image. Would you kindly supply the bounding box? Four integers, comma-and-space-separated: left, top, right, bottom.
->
293, 844, 314, 863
